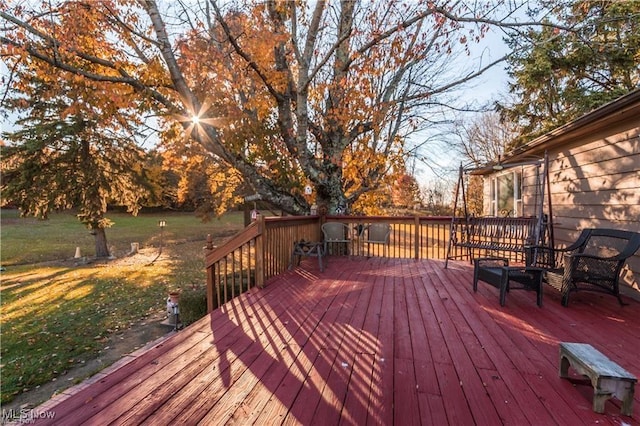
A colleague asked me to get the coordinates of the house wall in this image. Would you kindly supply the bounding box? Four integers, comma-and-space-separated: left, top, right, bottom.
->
483, 115, 640, 295
545, 122, 640, 294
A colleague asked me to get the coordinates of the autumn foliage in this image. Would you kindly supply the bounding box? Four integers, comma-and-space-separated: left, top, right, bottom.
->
2, 1, 545, 215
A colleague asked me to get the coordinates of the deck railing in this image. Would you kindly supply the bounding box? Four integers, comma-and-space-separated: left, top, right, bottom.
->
205, 214, 459, 311
204, 215, 321, 311
323, 215, 453, 259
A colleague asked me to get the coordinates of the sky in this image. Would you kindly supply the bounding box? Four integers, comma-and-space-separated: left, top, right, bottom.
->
412, 24, 512, 190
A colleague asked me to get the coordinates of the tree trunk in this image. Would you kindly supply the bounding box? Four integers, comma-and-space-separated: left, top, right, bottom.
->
92, 226, 110, 258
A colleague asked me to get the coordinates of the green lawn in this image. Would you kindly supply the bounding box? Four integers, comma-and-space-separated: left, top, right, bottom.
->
0, 209, 244, 265
0, 209, 244, 404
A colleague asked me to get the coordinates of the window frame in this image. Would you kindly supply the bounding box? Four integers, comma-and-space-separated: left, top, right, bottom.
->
490, 169, 523, 217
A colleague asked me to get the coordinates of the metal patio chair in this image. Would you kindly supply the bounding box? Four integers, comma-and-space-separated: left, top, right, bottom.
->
322, 222, 351, 256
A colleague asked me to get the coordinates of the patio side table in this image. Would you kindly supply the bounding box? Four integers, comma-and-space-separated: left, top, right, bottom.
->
473, 257, 544, 307
289, 240, 325, 272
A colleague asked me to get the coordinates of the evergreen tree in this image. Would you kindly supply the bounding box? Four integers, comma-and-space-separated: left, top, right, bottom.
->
1, 73, 154, 257
498, 1, 640, 144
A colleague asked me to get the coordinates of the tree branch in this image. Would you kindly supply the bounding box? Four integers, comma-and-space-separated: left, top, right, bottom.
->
208, 0, 283, 102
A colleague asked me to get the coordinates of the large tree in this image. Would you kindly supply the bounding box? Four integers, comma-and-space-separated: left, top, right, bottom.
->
453, 111, 518, 167
1, 61, 154, 257
498, 0, 640, 143
449, 111, 519, 215
1, 1, 572, 215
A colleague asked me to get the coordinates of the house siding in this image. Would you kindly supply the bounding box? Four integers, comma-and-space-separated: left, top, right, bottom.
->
547, 124, 640, 294
481, 90, 640, 295
520, 165, 546, 217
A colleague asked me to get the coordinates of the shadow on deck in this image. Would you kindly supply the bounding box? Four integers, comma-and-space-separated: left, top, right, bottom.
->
32, 258, 640, 425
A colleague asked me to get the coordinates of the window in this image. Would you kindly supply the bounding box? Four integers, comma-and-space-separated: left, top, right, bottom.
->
490, 170, 522, 217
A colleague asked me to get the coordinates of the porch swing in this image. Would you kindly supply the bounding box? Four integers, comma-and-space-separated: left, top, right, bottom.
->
444, 152, 554, 268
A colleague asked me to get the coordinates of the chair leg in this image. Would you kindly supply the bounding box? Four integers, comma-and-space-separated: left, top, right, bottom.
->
561, 278, 571, 307
499, 270, 508, 306
473, 263, 479, 292
537, 280, 543, 307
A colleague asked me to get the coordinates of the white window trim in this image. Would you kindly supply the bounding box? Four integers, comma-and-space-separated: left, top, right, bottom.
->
490, 169, 523, 217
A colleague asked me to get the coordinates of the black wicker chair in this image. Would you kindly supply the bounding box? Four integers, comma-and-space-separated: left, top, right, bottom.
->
526, 229, 640, 306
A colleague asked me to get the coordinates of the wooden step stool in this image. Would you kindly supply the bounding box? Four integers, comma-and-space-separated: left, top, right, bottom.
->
559, 342, 637, 416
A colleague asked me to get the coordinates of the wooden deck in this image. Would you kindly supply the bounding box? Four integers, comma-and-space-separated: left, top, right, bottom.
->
33, 258, 640, 425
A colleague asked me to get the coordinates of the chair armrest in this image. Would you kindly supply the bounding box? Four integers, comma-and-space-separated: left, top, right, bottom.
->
474, 257, 509, 268
527, 245, 574, 254
564, 252, 631, 269
565, 252, 620, 261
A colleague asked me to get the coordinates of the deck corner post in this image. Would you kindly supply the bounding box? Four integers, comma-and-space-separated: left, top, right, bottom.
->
255, 215, 266, 288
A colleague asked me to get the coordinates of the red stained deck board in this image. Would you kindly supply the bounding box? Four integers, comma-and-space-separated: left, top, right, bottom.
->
140, 273, 321, 424
226, 274, 353, 424
448, 262, 632, 424
440, 263, 553, 376
429, 263, 534, 373
476, 367, 530, 425
225, 341, 305, 426
141, 281, 310, 423
419, 392, 448, 425
404, 267, 440, 396
424, 281, 506, 373
354, 265, 390, 425
438, 264, 595, 423
339, 353, 375, 425
393, 357, 421, 426
107, 328, 238, 425
522, 371, 619, 426
434, 361, 476, 425
484, 272, 640, 391
138, 328, 261, 424
195, 343, 280, 424
392, 273, 420, 424
357, 269, 385, 356
182, 269, 347, 424
284, 269, 364, 425
98, 296, 282, 421
371, 266, 395, 426
419, 262, 503, 425
31, 258, 640, 425
311, 277, 375, 424
253, 270, 361, 424
193, 306, 318, 424
393, 268, 413, 361
47, 320, 223, 425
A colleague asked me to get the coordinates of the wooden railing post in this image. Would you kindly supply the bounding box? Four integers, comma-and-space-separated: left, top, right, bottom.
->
206, 264, 215, 313
414, 216, 420, 259
255, 215, 265, 288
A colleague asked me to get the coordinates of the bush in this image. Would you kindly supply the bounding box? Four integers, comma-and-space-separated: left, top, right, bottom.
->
179, 285, 208, 326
